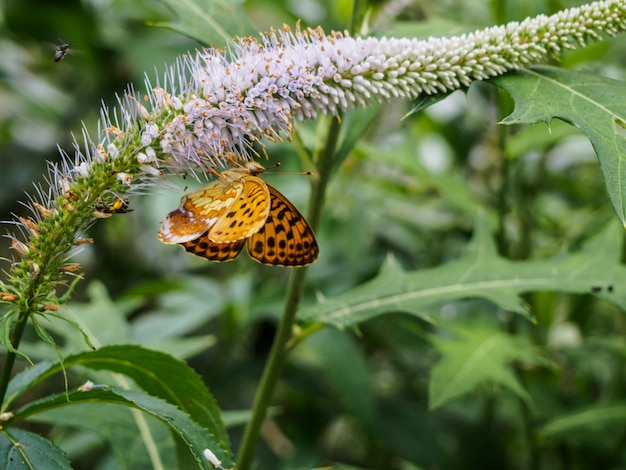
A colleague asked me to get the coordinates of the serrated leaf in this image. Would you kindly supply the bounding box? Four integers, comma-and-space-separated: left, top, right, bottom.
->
299, 216, 626, 327
0, 309, 17, 353
4, 361, 54, 412
5, 345, 230, 458
153, 0, 255, 47
0, 427, 70, 470
504, 119, 580, 159
9, 388, 232, 469
491, 66, 626, 225
32, 403, 176, 470
428, 322, 534, 410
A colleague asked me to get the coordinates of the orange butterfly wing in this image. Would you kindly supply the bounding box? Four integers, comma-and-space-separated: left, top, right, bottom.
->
159, 174, 270, 245
246, 185, 319, 266
207, 175, 270, 243
160, 162, 319, 267
158, 179, 243, 244
182, 233, 246, 262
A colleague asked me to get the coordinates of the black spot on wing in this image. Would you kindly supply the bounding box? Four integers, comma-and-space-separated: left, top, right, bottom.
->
182, 232, 245, 262
246, 185, 319, 266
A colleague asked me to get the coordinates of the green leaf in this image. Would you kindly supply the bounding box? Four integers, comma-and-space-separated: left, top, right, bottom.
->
405, 91, 455, 118
504, 119, 580, 159
47, 280, 217, 359
31, 403, 176, 470
0, 310, 31, 363
360, 140, 489, 221
152, 0, 256, 47
303, 329, 376, 430
0, 309, 17, 353
0, 427, 70, 470
299, 216, 626, 327
70, 281, 134, 347
428, 322, 534, 410
5, 345, 230, 458
75, 346, 230, 452
131, 276, 226, 342
491, 66, 626, 226
539, 402, 626, 441
11, 388, 232, 469
4, 361, 54, 412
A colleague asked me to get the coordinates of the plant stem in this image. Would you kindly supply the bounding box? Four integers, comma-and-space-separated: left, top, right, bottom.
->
236, 117, 341, 470
0, 308, 32, 407
237, 0, 357, 461
235, 267, 307, 470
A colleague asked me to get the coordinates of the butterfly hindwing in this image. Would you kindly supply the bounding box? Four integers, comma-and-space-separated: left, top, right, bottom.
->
246, 185, 319, 266
182, 233, 246, 262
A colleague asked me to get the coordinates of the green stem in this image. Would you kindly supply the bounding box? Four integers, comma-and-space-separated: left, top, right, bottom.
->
235, 268, 308, 470
0, 308, 32, 407
236, 117, 341, 470
348, 0, 367, 33
236, 0, 357, 461
494, 84, 541, 468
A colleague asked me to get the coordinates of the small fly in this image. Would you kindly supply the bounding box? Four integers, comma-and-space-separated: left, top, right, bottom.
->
53, 40, 72, 62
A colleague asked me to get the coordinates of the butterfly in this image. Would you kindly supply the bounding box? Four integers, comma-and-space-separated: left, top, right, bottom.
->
158, 162, 319, 266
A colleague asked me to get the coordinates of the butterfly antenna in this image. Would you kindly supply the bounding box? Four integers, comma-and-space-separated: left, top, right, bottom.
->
266, 162, 313, 176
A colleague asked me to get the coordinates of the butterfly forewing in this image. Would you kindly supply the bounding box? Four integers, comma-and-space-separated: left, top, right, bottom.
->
182, 233, 246, 262
208, 176, 270, 243
246, 185, 319, 266
159, 180, 245, 244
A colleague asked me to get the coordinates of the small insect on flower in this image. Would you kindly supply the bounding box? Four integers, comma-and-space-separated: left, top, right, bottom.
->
93, 196, 131, 218
159, 162, 319, 267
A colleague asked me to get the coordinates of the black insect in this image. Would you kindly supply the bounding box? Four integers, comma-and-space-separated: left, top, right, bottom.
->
94, 196, 131, 215
54, 42, 71, 62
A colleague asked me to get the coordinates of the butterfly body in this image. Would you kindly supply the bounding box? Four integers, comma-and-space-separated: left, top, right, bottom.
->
159, 162, 319, 266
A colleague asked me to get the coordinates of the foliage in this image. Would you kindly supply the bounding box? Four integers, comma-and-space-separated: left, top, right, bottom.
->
1, 0, 626, 469
492, 67, 626, 226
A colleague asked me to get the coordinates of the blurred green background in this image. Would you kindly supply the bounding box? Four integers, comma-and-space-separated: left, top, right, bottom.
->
2, 0, 626, 469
